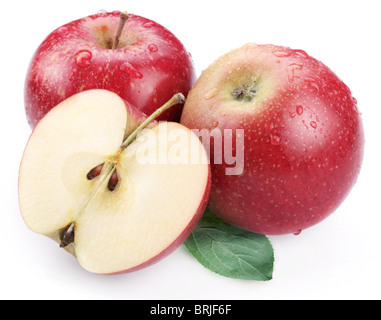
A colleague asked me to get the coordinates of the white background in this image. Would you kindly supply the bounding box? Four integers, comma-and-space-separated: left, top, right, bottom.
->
1, 0, 380, 300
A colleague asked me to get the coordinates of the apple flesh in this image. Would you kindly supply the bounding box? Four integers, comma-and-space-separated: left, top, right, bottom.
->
180, 43, 364, 235
19, 89, 211, 274
25, 11, 196, 128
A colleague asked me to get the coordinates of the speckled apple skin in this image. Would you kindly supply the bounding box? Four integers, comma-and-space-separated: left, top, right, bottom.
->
25, 11, 196, 128
181, 43, 364, 235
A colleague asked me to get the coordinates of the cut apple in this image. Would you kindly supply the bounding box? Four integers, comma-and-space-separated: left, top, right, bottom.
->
18, 89, 211, 274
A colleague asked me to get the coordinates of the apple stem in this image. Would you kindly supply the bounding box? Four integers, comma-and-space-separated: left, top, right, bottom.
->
232, 83, 257, 102
112, 11, 129, 49
121, 93, 186, 149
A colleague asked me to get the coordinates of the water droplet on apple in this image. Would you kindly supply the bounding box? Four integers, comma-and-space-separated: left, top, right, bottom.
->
287, 63, 303, 82
75, 50, 92, 68
212, 121, 219, 128
296, 105, 304, 115
205, 88, 218, 100
272, 51, 291, 58
289, 112, 297, 118
294, 49, 309, 58
310, 121, 317, 129
304, 76, 316, 82
120, 62, 143, 79
142, 21, 156, 28
270, 134, 281, 145
97, 9, 108, 16
57, 26, 68, 33
304, 76, 319, 91
148, 44, 158, 52
265, 121, 274, 131
293, 229, 302, 236
111, 10, 121, 16
289, 63, 303, 70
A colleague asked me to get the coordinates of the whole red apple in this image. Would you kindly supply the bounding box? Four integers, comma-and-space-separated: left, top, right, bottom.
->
180, 43, 364, 235
25, 11, 195, 128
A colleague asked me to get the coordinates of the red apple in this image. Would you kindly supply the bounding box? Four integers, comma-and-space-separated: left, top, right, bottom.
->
25, 11, 195, 128
180, 43, 364, 235
18, 90, 211, 274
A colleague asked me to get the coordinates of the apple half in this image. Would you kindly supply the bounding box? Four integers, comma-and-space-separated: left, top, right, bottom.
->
18, 89, 211, 274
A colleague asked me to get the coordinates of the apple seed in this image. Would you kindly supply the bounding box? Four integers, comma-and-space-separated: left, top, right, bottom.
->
108, 169, 119, 191
87, 163, 105, 180
60, 223, 75, 248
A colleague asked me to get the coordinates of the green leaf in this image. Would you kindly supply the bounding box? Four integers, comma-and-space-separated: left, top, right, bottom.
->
184, 209, 274, 281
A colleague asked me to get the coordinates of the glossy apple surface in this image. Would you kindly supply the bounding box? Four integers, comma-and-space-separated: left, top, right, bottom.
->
25, 11, 195, 128
181, 43, 364, 235
19, 90, 211, 274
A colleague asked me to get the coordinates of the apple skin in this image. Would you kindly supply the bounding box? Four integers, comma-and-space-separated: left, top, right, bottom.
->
25, 11, 196, 128
180, 43, 364, 235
